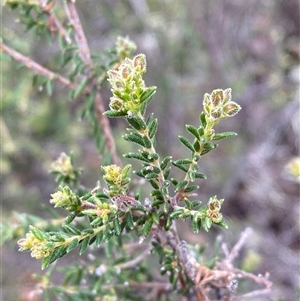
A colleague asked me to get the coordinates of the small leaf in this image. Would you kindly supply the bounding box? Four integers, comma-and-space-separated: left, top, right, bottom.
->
48, 245, 67, 266
140, 219, 153, 237
170, 209, 184, 219
184, 185, 199, 193
163, 166, 171, 179
113, 217, 121, 235
203, 217, 212, 232
186, 125, 200, 140
46, 79, 53, 96
179, 136, 194, 153
212, 132, 237, 140
79, 237, 90, 255
95, 231, 104, 247
148, 118, 158, 139
30, 226, 44, 241
140, 86, 157, 105
104, 110, 127, 118
193, 140, 201, 152
195, 172, 207, 179
74, 78, 89, 98
200, 112, 207, 128
216, 220, 228, 229
63, 224, 82, 235
172, 161, 188, 172
145, 173, 159, 180
126, 212, 134, 230
173, 159, 192, 165
124, 152, 151, 163
175, 180, 188, 192
126, 115, 147, 131
160, 156, 172, 170
66, 238, 79, 253
143, 135, 152, 148
123, 132, 146, 147
191, 215, 201, 233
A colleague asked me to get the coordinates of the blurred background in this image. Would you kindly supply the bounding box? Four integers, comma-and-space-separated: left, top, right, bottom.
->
1, 0, 299, 300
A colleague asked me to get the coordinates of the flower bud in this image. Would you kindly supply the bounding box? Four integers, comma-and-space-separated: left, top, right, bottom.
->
223, 102, 241, 117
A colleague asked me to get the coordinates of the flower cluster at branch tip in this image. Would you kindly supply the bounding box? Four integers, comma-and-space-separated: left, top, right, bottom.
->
50, 186, 78, 211
206, 195, 224, 223
203, 88, 241, 121
50, 152, 73, 176
116, 36, 137, 61
107, 53, 156, 115
18, 226, 51, 259
102, 165, 122, 186
102, 164, 131, 197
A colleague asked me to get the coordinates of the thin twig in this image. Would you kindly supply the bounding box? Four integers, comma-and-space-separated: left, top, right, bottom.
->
226, 227, 253, 263
0, 43, 75, 89
64, 0, 91, 65
38, 0, 72, 44
63, 1, 120, 165
114, 245, 152, 269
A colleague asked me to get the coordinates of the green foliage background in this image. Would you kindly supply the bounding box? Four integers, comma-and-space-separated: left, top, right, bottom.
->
1, 1, 299, 300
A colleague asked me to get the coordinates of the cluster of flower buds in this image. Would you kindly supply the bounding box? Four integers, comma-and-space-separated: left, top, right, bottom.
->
101, 164, 131, 197
115, 36, 137, 61
107, 53, 156, 116
206, 195, 224, 223
18, 226, 51, 259
81, 199, 117, 224
50, 186, 79, 211
203, 88, 241, 121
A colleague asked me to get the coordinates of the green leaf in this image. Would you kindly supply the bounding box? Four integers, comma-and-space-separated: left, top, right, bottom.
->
126, 212, 134, 230
66, 238, 79, 253
216, 220, 228, 229
30, 226, 44, 241
212, 132, 237, 140
64, 214, 76, 225
124, 152, 151, 163
63, 224, 82, 235
172, 161, 188, 172
95, 231, 104, 247
79, 237, 90, 255
140, 86, 157, 104
74, 78, 89, 98
148, 118, 158, 139
200, 112, 207, 128
48, 245, 67, 266
113, 217, 121, 235
145, 173, 159, 180
178, 136, 194, 153
140, 219, 153, 237
203, 217, 212, 232
194, 172, 207, 179
46, 79, 53, 96
160, 156, 172, 170
173, 159, 192, 165
203, 142, 217, 151
123, 132, 146, 147
121, 164, 132, 178
149, 179, 159, 189
184, 198, 192, 210
184, 185, 199, 193
193, 140, 201, 152
146, 113, 154, 126
163, 166, 171, 179
104, 110, 127, 118
186, 125, 200, 140
170, 209, 184, 219
143, 135, 152, 148
126, 115, 147, 131
191, 214, 201, 233
191, 200, 201, 208
175, 180, 188, 192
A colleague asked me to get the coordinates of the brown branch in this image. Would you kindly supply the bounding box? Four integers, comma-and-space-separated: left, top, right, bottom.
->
38, 0, 72, 44
0, 43, 75, 89
114, 245, 152, 270
63, 1, 120, 165
64, 0, 91, 65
